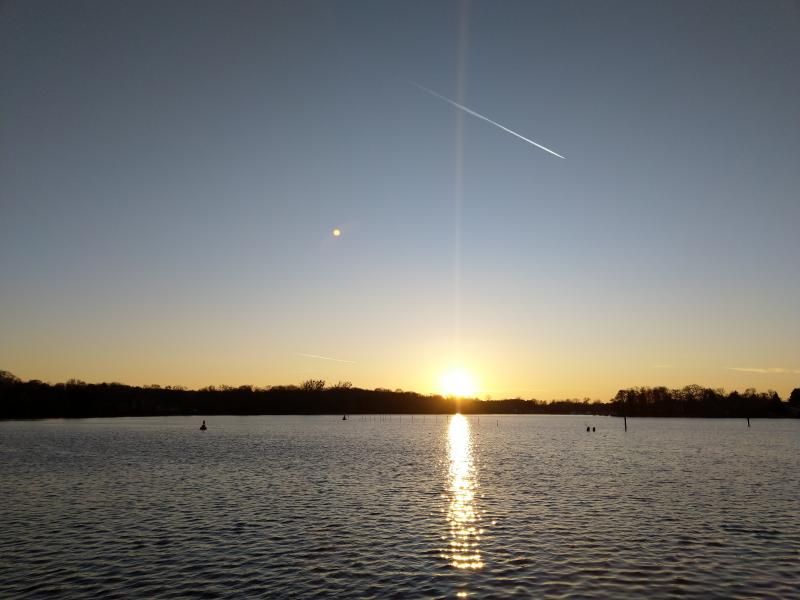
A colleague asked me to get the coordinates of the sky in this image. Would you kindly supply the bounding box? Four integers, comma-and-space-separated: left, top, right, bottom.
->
1, 0, 799, 399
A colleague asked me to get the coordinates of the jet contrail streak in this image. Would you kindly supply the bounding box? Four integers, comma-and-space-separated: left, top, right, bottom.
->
410, 81, 565, 159
297, 352, 356, 364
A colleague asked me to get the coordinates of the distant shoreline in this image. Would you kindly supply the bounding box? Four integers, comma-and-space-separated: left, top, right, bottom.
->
1, 373, 797, 420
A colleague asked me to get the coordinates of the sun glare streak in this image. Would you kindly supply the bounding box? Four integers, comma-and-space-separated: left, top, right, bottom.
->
452, 0, 470, 366
443, 414, 483, 570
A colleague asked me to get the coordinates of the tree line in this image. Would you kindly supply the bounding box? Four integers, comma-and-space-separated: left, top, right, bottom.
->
0, 371, 797, 419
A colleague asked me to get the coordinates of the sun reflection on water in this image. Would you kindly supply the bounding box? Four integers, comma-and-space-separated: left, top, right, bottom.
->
444, 414, 483, 570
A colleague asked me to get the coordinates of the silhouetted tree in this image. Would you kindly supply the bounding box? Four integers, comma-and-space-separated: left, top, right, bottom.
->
0, 372, 795, 419
301, 379, 326, 391
0, 370, 21, 384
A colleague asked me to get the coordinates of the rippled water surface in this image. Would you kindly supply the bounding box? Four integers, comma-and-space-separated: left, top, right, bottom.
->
1, 415, 799, 598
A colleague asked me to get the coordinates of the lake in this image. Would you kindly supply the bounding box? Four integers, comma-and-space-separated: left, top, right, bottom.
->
1, 415, 798, 598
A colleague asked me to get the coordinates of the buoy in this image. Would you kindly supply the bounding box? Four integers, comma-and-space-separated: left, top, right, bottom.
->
200, 420, 207, 431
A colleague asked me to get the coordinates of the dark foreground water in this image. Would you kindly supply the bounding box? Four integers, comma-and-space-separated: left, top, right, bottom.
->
1, 415, 798, 599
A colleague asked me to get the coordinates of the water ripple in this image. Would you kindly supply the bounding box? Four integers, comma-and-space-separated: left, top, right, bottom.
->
1, 415, 798, 598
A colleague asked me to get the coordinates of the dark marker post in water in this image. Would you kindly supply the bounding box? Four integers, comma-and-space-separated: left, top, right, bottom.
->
200, 420, 207, 431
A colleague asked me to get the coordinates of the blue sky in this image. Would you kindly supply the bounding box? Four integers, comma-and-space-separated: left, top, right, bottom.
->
1, 1, 798, 398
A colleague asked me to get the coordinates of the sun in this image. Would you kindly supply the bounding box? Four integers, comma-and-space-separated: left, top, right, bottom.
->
439, 368, 478, 398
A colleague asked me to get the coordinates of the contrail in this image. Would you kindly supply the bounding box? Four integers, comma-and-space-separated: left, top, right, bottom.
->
297, 352, 356, 364
725, 366, 800, 374
410, 81, 565, 159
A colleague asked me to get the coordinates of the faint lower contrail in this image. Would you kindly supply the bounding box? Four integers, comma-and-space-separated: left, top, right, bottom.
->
297, 352, 356, 364
410, 81, 565, 159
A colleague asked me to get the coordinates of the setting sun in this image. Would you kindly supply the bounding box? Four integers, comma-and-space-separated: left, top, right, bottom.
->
439, 368, 478, 398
